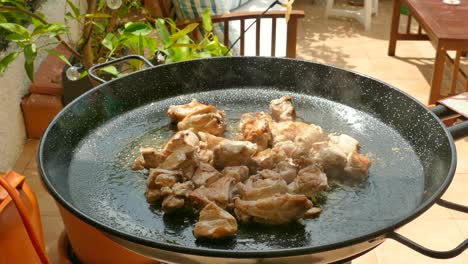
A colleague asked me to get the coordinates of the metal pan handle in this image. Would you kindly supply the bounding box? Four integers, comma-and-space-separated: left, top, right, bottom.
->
429, 104, 468, 141
390, 104, 468, 258
88, 55, 154, 84
387, 232, 467, 259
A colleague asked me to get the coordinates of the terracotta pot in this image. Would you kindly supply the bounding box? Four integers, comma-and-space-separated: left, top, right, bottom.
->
56, 204, 154, 264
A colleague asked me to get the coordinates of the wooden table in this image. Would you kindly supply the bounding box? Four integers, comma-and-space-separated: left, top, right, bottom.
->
388, 0, 468, 104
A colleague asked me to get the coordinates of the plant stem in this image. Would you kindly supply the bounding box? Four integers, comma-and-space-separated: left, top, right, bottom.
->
0, 6, 82, 59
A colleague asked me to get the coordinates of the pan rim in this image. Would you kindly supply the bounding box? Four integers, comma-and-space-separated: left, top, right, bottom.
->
38, 56, 457, 258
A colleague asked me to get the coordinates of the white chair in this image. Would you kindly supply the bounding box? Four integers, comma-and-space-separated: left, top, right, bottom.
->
325, 0, 378, 31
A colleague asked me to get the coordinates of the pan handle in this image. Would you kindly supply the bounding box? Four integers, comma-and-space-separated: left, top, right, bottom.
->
387, 232, 467, 259
88, 55, 154, 84
429, 104, 468, 141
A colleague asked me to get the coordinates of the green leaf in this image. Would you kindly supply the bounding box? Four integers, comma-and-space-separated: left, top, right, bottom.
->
123, 22, 152, 36
24, 60, 34, 81
144, 36, 157, 57
0, 14, 6, 23
102, 33, 118, 51
100, 65, 119, 76
170, 23, 198, 42
0, 23, 29, 37
46, 49, 72, 66
24, 43, 36, 63
138, 34, 144, 55
155, 19, 171, 47
97, 0, 106, 10
0, 52, 19, 74
201, 8, 213, 32
83, 13, 112, 19
66, 0, 80, 18
79, 70, 88, 79
31, 17, 45, 27
5, 33, 26, 42
65, 12, 75, 20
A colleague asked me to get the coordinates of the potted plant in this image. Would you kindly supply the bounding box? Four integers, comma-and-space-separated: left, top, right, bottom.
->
0, 0, 231, 104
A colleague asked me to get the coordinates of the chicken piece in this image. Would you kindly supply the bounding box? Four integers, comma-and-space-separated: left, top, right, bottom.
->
253, 148, 286, 170
303, 207, 322, 219
132, 148, 166, 170
272, 140, 308, 161
194, 203, 238, 239
213, 140, 258, 170
145, 169, 180, 203
159, 150, 198, 179
288, 166, 328, 197
270, 96, 296, 122
189, 176, 237, 209
233, 193, 313, 224
271, 121, 323, 146
162, 195, 185, 213
239, 112, 272, 151
131, 156, 145, 170
343, 151, 372, 179
258, 161, 298, 184
167, 99, 210, 122
172, 181, 195, 197
197, 132, 226, 165
198, 132, 225, 150
162, 130, 199, 156
178, 110, 226, 136
222, 166, 249, 182
316, 145, 347, 170
329, 134, 360, 155
192, 162, 222, 187
237, 178, 288, 200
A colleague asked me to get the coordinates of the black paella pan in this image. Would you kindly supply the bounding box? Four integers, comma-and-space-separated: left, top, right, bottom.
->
39, 56, 468, 263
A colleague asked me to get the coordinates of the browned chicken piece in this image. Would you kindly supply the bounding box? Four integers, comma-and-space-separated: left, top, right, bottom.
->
132, 147, 166, 170
222, 166, 250, 182
272, 140, 308, 161
213, 139, 258, 170
253, 148, 286, 170
258, 161, 298, 184
167, 99, 211, 122
197, 132, 226, 165
343, 151, 372, 179
233, 193, 313, 224
288, 165, 328, 197
307, 142, 347, 173
271, 121, 323, 147
172, 181, 195, 197
162, 130, 200, 156
238, 112, 272, 151
145, 169, 180, 203
161, 195, 185, 213
192, 162, 222, 187
178, 109, 226, 136
237, 178, 288, 200
189, 176, 237, 209
194, 203, 238, 239
159, 150, 199, 179
270, 96, 296, 122
303, 207, 322, 219
328, 134, 360, 155
198, 132, 225, 150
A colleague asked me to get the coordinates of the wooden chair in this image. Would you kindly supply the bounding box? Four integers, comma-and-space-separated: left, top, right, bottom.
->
144, 0, 305, 58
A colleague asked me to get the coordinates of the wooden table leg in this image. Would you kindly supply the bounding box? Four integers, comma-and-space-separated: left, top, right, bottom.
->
429, 44, 446, 104
388, 0, 402, 56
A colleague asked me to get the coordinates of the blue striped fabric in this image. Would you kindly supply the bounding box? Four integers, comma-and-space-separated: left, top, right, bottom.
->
172, 0, 245, 54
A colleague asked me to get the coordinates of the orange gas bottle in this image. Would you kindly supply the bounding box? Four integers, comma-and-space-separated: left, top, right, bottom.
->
0, 170, 50, 264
